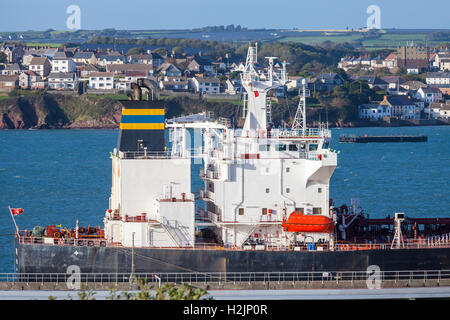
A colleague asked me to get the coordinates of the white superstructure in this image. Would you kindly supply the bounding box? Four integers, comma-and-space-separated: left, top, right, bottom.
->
103, 43, 337, 250
197, 44, 337, 248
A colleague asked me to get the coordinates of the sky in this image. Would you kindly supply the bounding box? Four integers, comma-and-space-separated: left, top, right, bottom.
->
1, 0, 449, 32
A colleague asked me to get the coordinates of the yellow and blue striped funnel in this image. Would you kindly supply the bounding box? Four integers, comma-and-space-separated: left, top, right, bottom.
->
120, 107, 165, 130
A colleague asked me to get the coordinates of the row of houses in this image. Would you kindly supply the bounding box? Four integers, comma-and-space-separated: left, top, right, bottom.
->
358, 96, 422, 120
339, 45, 450, 75
359, 95, 450, 121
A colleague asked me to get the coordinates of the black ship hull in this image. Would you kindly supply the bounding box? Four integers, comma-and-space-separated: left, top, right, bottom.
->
14, 239, 450, 274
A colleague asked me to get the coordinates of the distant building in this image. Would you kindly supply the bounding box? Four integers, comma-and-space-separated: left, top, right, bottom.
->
396, 45, 429, 73
78, 64, 99, 79
380, 95, 420, 120
128, 53, 164, 67
309, 73, 344, 92
358, 103, 390, 120
380, 76, 405, 91
0, 75, 18, 91
383, 53, 397, 69
426, 72, 450, 85
159, 63, 182, 77
0, 44, 24, 63
190, 76, 220, 94
73, 52, 97, 65
352, 76, 389, 90
425, 101, 450, 119
1, 63, 26, 76
28, 57, 51, 77
88, 72, 115, 90
48, 72, 78, 90
225, 77, 244, 95
159, 79, 189, 92
106, 64, 153, 76
285, 76, 307, 92
401, 80, 427, 91
187, 56, 214, 75
19, 71, 41, 89
97, 55, 127, 67
414, 87, 443, 104
440, 59, 450, 72
51, 58, 77, 73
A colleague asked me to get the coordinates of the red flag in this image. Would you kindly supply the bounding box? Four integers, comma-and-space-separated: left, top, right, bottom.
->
254, 90, 259, 97
11, 208, 24, 216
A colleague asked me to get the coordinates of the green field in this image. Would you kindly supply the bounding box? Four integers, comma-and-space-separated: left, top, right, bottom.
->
25, 42, 64, 48
362, 33, 428, 48
280, 35, 363, 45
278, 31, 445, 49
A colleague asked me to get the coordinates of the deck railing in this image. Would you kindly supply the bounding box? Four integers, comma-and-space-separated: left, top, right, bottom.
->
16, 233, 450, 251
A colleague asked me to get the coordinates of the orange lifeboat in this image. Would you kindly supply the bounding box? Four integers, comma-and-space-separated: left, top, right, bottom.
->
282, 211, 334, 233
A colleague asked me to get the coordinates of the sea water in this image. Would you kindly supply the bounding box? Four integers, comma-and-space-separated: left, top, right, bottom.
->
0, 126, 448, 272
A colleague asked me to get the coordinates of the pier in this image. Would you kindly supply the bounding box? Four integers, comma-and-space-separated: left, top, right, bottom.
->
339, 135, 428, 143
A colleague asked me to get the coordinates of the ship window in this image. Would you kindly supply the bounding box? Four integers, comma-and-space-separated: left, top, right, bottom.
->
318, 187, 322, 193
276, 144, 286, 151
313, 208, 322, 215
262, 208, 268, 215
265, 188, 270, 193
295, 208, 304, 214
322, 142, 329, 149
286, 188, 290, 193
300, 144, 306, 151
259, 144, 270, 151
309, 144, 318, 151
288, 144, 298, 151
238, 208, 244, 215
286, 167, 290, 173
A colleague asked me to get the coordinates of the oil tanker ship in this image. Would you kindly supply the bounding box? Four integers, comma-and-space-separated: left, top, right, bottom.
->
14, 44, 450, 274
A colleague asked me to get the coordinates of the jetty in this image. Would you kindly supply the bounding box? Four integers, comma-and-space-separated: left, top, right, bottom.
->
339, 135, 427, 143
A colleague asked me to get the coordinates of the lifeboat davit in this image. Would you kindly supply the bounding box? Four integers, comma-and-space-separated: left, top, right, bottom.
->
282, 211, 334, 233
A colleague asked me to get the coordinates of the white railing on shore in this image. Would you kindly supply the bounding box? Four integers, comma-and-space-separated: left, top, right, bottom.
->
2, 270, 450, 285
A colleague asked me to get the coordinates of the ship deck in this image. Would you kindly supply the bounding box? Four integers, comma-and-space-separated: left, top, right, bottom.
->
15, 233, 450, 252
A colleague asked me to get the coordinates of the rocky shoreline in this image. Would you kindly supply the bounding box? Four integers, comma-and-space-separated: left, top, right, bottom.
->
1, 93, 449, 130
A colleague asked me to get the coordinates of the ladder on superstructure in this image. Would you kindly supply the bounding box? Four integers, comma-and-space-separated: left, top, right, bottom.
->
266, 98, 272, 124
241, 92, 248, 119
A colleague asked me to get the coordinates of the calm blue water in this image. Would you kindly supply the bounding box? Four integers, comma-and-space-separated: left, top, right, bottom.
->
0, 126, 449, 272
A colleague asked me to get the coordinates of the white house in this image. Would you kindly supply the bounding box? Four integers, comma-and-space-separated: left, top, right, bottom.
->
48, 72, 78, 90
285, 76, 307, 92
440, 59, 450, 72
439, 105, 450, 119
426, 101, 450, 119
383, 53, 397, 69
97, 55, 126, 67
225, 77, 245, 95
414, 87, 443, 104
358, 103, 391, 120
426, 72, 450, 85
88, 72, 115, 90
190, 76, 220, 94
51, 58, 77, 73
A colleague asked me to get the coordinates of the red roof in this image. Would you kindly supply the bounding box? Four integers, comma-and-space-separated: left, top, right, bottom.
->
385, 53, 396, 61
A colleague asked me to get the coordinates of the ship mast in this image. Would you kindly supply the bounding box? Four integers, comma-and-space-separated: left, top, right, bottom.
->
240, 42, 287, 137
291, 78, 309, 135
